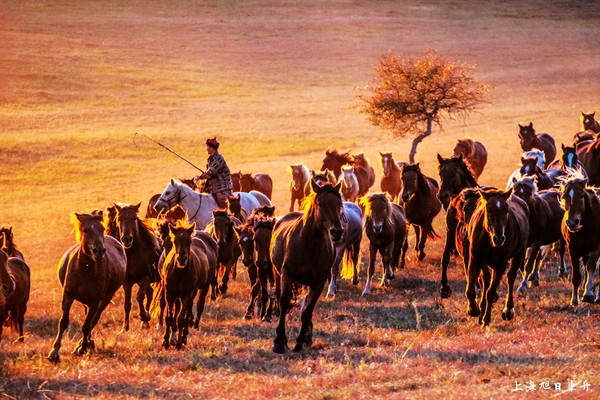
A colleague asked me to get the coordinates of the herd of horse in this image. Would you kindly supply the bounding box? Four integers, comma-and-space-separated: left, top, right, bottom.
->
2, 113, 600, 360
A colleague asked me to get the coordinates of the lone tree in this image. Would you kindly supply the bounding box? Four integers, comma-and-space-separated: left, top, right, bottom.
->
357, 50, 489, 164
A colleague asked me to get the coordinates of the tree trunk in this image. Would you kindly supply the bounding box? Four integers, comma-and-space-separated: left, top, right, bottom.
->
408, 118, 433, 164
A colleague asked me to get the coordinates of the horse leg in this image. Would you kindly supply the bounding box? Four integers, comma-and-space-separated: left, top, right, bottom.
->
413, 225, 421, 253
558, 239, 568, 279
440, 218, 457, 298
73, 302, 99, 356
351, 240, 361, 285
163, 299, 173, 349
503, 252, 525, 322
327, 248, 342, 298
482, 266, 505, 328
194, 284, 210, 329
518, 243, 539, 292
259, 266, 272, 322
137, 279, 151, 328
582, 254, 599, 303
417, 225, 427, 261
477, 267, 491, 325
244, 264, 259, 320
122, 281, 133, 332
47, 294, 74, 362
362, 245, 377, 296
381, 243, 394, 284
568, 247, 582, 307
465, 256, 480, 317
17, 301, 26, 342
176, 296, 193, 350
219, 261, 232, 295
294, 283, 324, 352
272, 275, 292, 353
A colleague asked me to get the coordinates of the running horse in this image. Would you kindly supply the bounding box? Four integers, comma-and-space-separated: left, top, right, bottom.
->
205, 210, 242, 295
400, 163, 442, 260
288, 164, 310, 212
322, 149, 369, 195
379, 152, 403, 203
48, 212, 126, 362
547, 144, 588, 178
466, 189, 530, 327
240, 173, 273, 199
576, 137, 600, 186
0, 249, 30, 342
518, 122, 557, 167
0, 226, 25, 261
270, 180, 343, 353
452, 138, 488, 180
352, 152, 376, 189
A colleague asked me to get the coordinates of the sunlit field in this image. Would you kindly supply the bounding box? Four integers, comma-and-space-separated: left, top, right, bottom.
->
1, 1, 600, 399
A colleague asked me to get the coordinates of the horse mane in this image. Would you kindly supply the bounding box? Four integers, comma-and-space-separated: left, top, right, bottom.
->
361, 193, 393, 226
403, 164, 432, 195
352, 152, 371, 166
70, 213, 104, 242
0, 227, 18, 255
439, 156, 478, 187
301, 183, 341, 218
326, 148, 353, 164
455, 138, 475, 156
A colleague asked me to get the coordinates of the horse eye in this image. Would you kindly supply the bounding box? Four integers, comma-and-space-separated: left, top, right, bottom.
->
82, 228, 89, 233
1, 284, 9, 292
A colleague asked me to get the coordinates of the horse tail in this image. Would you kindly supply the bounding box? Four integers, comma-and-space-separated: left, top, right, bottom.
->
149, 281, 164, 320
340, 245, 360, 280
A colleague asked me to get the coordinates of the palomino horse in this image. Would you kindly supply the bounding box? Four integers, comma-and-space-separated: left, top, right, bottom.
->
0, 249, 30, 342
400, 163, 442, 260
326, 201, 363, 298
288, 164, 311, 212
352, 152, 375, 189
436, 154, 480, 298
0, 226, 25, 261
240, 173, 273, 199
452, 138, 488, 180
561, 175, 600, 305
360, 193, 408, 296
466, 189, 530, 327
339, 166, 360, 202
205, 210, 242, 295
48, 212, 126, 362
108, 203, 161, 331
154, 179, 260, 230
379, 152, 403, 203
151, 221, 217, 349
576, 137, 600, 186
581, 112, 600, 133
270, 180, 343, 353
511, 177, 566, 291
518, 122, 556, 167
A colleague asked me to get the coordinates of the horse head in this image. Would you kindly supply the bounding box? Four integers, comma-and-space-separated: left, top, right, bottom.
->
240, 173, 255, 192
437, 153, 477, 209
72, 212, 106, 262
518, 122, 537, 151
155, 179, 181, 214
168, 221, 196, 268
453, 138, 474, 158
519, 156, 541, 177
400, 163, 426, 203
322, 148, 352, 176
581, 112, 597, 132
212, 210, 235, 247
561, 177, 588, 232
379, 152, 395, 177
307, 180, 344, 241
512, 176, 537, 202
560, 144, 578, 169
253, 217, 275, 270
361, 193, 392, 234
227, 194, 242, 216
478, 189, 512, 247
238, 223, 255, 267
289, 164, 308, 191
113, 203, 142, 249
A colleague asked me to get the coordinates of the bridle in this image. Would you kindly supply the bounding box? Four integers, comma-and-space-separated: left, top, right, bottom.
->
160, 184, 203, 221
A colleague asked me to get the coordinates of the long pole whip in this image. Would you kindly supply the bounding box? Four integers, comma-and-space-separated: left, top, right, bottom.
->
133, 132, 205, 173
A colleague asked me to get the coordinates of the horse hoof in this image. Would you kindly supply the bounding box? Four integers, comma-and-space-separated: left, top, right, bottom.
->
502, 307, 515, 321
528, 280, 540, 288
582, 294, 595, 304
440, 286, 452, 299
47, 351, 60, 363
517, 284, 527, 294
162, 341, 170, 350
122, 325, 130, 332
467, 306, 480, 317
141, 321, 150, 330
386, 272, 395, 281
293, 343, 304, 352
418, 252, 426, 261
218, 284, 228, 295
243, 313, 253, 321
272, 343, 288, 354
262, 316, 272, 323
352, 277, 359, 286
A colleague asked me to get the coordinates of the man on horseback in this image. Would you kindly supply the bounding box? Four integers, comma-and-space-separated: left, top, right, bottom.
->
196, 137, 233, 209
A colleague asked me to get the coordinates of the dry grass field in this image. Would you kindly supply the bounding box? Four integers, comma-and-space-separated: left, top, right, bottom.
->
1, 0, 600, 398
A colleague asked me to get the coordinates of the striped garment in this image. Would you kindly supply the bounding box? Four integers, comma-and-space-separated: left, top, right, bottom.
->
205, 151, 233, 193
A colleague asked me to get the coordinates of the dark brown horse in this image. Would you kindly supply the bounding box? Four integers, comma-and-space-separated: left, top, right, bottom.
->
452, 138, 488, 180
547, 143, 587, 177
322, 148, 353, 177
379, 152, 403, 203
518, 156, 555, 189
0, 249, 30, 342
518, 122, 556, 167
240, 173, 273, 199
560, 175, 600, 306
360, 194, 408, 296
108, 203, 162, 331
400, 163, 442, 260
205, 210, 242, 295
48, 212, 126, 362
573, 130, 597, 148
227, 193, 247, 223
576, 137, 600, 186
466, 189, 529, 327
311, 169, 337, 186
151, 221, 216, 349
436, 154, 481, 298
270, 180, 343, 353
288, 164, 311, 212
581, 112, 600, 133
352, 152, 375, 189
511, 178, 566, 290
0, 226, 25, 261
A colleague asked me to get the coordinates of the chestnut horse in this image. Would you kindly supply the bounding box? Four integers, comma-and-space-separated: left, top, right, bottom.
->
560, 175, 600, 305
288, 164, 311, 212
231, 172, 242, 192
270, 180, 343, 353
240, 173, 273, 199
466, 189, 529, 327
452, 138, 488, 180
576, 137, 600, 186
581, 112, 600, 133
0, 226, 25, 261
108, 203, 162, 331
0, 249, 30, 342
322, 148, 352, 177
48, 212, 126, 362
518, 122, 556, 167
400, 163, 442, 260
379, 152, 403, 203
352, 152, 375, 189
360, 193, 408, 296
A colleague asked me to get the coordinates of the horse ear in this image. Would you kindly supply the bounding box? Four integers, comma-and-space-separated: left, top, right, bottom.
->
511, 176, 517, 184
437, 153, 444, 164
520, 156, 526, 164
334, 180, 342, 193
592, 112, 596, 117
457, 153, 463, 162
170, 178, 176, 185
504, 188, 513, 200
528, 122, 533, 128
112, 203, 122, 212
187, 222, 196, 236
561, 143, 566, 151
75, 213, 85, 223
310, 178, 320, 193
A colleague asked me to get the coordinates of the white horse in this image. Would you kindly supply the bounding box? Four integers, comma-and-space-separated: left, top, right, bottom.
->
154, 179, 261, 230
338, 166, 360, 202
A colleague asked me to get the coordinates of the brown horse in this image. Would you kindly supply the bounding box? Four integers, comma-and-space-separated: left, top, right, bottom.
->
518, 156, 555, 190
0, 226, 25, 261
452, 138, 488, 180
151, 221, 216, 349
322, 148, 353, 177
576, 137, 600, 186
560, 175, 600, 305
240, 173, 273, 199
288, 164, 311, 212
400, 164, 442, 260
311, 169, 337, 186
518, 122, 557, 167
270, 180, 343, 353
108, 203, 162, 331
379, 152, 403, 203
48, 212, 126, 362
231, 171, 242, 192
547, 143, 587, 177
0, 249, 30, 342
466, 189, 530, 327
227, 193, 247, 223
360, 194, 408, 296
352, 152, 376, 189
581, 112, 600, 133
573, 130, 597, 148
205, 210, 242, 295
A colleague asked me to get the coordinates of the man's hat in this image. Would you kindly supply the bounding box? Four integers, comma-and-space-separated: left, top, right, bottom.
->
206, 137, 219, 150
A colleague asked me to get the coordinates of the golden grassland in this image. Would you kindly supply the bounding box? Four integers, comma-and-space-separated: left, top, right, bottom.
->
1, 1, 600, 398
